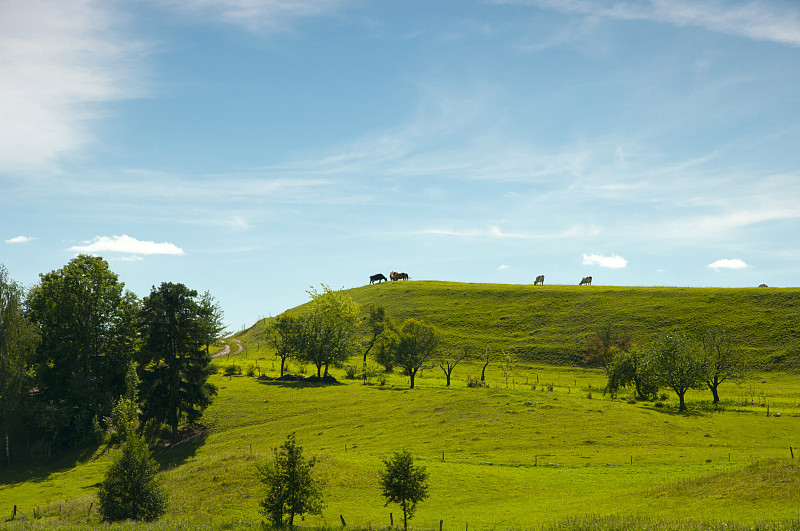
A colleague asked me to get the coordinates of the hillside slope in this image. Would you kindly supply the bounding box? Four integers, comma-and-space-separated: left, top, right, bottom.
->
240, 282, 800, 369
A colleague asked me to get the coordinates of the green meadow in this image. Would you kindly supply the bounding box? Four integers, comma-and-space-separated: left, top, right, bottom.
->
2, 283, 800, 529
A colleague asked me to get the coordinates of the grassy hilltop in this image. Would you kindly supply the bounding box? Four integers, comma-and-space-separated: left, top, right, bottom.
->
241, 282, 800, 369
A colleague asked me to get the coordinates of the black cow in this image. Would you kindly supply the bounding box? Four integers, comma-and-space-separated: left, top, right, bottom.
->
579, 276, 592, 285
370, 273, 387, 285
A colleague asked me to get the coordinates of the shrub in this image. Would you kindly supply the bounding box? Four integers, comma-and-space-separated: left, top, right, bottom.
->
246, 364, 256, 377
223, 364, 239, 376
466, 376, 486, 388
344, 365, 360, 379
97, 432, 167, 522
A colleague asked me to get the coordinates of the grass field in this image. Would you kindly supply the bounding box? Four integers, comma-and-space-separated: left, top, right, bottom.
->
2, 283, 799, 530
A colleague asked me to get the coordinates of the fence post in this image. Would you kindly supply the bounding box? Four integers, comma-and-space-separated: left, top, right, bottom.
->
340, 515, 346, 527
791, 447, 794, 459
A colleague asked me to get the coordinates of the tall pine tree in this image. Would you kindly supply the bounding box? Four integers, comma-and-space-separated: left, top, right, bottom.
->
137, 283, 218, 442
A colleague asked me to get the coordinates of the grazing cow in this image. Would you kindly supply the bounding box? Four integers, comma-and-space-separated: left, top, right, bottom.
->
758, 283, 768, 288
390, 271, 409, 281
579, 276, 592, 286
398, 272, 409, 280
370, 273, 387, 285
534, 274, 545, 286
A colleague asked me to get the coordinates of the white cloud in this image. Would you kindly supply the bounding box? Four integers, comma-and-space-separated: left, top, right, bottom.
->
497, 264, 510, 270
582, 253, 628, 268
5, 235, 34, 244
708, 258, 748, 271
0, 0, 148, 172
497, 0, 800, 47
70, 235, 184, 256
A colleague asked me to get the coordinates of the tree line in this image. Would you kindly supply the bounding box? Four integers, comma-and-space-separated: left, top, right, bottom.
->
0, 256, 225, 464
584, 323, 750, 411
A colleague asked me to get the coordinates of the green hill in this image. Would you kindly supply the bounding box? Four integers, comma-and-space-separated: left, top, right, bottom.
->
240, 282, 800, 369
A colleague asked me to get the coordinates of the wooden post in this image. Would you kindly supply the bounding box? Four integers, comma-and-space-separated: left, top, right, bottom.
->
442, 452, 445, 462
88, 502, 93, 516
440, 519, 443, 531
12, 505, 16, 519
791, 447, 794, 459
390, 512, 393, 526
340, 514, 346, 527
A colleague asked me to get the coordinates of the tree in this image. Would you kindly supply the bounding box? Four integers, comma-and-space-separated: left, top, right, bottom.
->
137, 282, 218, 442
26, 255, 140, 447
438, 347, 469, 386
392, 319, 439, 389
480, 347, 492, 382
265, 314, 301, 378
198, 291, 226, 355
97, 431, 167, 522
105, 361, 141, 444
380, 450, 429, 531
0, 265, 40, 465
294, 285, 360, 378
650, 333, 707, 412
604, 348, 659, 400
362, 305, 391, 382
584, 323, 633, 369
698, 325, 748, 404
256, 433, 323, 529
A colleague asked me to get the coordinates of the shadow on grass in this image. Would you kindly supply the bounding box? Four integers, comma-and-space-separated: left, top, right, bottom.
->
152, 425, 209, 471
256, 375, 343, 389
0, 444, 100, 487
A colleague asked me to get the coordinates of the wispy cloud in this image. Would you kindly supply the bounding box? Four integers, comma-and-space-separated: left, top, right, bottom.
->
5, 235, 34, 244
497, 264, 510, 270
69, 235, 184, 256
0, 0, 149, 173
161, 0, 348, 32
708, 258, 748, 270
495, 0, 800, 47
582, 253, 628, 268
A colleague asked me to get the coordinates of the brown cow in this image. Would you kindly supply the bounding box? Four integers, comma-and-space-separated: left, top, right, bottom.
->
534, 274, 545, 285
579, 276, 592, 285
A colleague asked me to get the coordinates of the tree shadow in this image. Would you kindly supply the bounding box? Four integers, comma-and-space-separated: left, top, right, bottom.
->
0, 444, 100, 486
256, 375, 343, 388
151, 425, 209, 471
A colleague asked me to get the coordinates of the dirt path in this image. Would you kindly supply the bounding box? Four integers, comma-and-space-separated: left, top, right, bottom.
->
212, 338, 243, 358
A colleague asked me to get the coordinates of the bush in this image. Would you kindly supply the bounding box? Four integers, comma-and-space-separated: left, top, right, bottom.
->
466, 376, 486, 388
223, 364, 239, 376
344, 365, 360, 379
97, 432, 167, 522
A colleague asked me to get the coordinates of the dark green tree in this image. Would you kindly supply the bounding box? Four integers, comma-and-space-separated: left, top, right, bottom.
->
438, 347, 469, 387
294, 285, 360, 378
698, 325, 748, 404
650, 333, 707, 412
380, 450, 429, 531
26, 255, 139, 447
604, 347, 659, 400
362, 305, 391, 381
97, 431, 167, 522
584, 323, 634, 369
256, 433, 324, 529
391, 319, 439, 389
137, 282, 217, 442
0, 265, 40, 464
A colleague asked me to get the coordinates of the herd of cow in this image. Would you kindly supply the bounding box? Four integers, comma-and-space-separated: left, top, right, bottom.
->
369, 271, 409, 284
369, 272, 595, 286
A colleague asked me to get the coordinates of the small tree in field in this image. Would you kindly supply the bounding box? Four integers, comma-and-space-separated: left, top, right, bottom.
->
257, 433, 323, 529
650, 333, 707, 412
392, 319, 439, 389
97, 432, 167, 522
438, 347, 469, 386
698, 325, 748, 404
380, 450, 429, 531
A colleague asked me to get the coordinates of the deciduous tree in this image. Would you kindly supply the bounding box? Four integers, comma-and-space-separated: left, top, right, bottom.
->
0, 265, 39, 464
380, 450, 429, 531
391, 319, 439, 389
257, 433, 323, 529
698, 325, 748, 404
294, 285, 360, 378
137, 282, 217, 442
265, 313, 301, 378
650, 333, 707, 412
438, 347, 468, 387
26, 255, 139, 447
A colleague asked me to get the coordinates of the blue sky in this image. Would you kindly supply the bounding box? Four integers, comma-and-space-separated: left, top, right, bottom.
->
2, 0, 799, 331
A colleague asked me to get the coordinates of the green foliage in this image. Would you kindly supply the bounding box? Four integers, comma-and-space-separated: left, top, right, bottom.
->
390, 318, 440, 389
605, 348, 659, 400
26, 255, 140, 448
293, 285, 361, 378
264, 313, 302, 377
0, 265, 40, 464
698, 325, 748, 404
97, 431, 167, 522
649, 333, 708, 412
256, 433, 323, 529
380, 450, 429, 531
137, 282, 218, 442
584, 323, 634, 368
